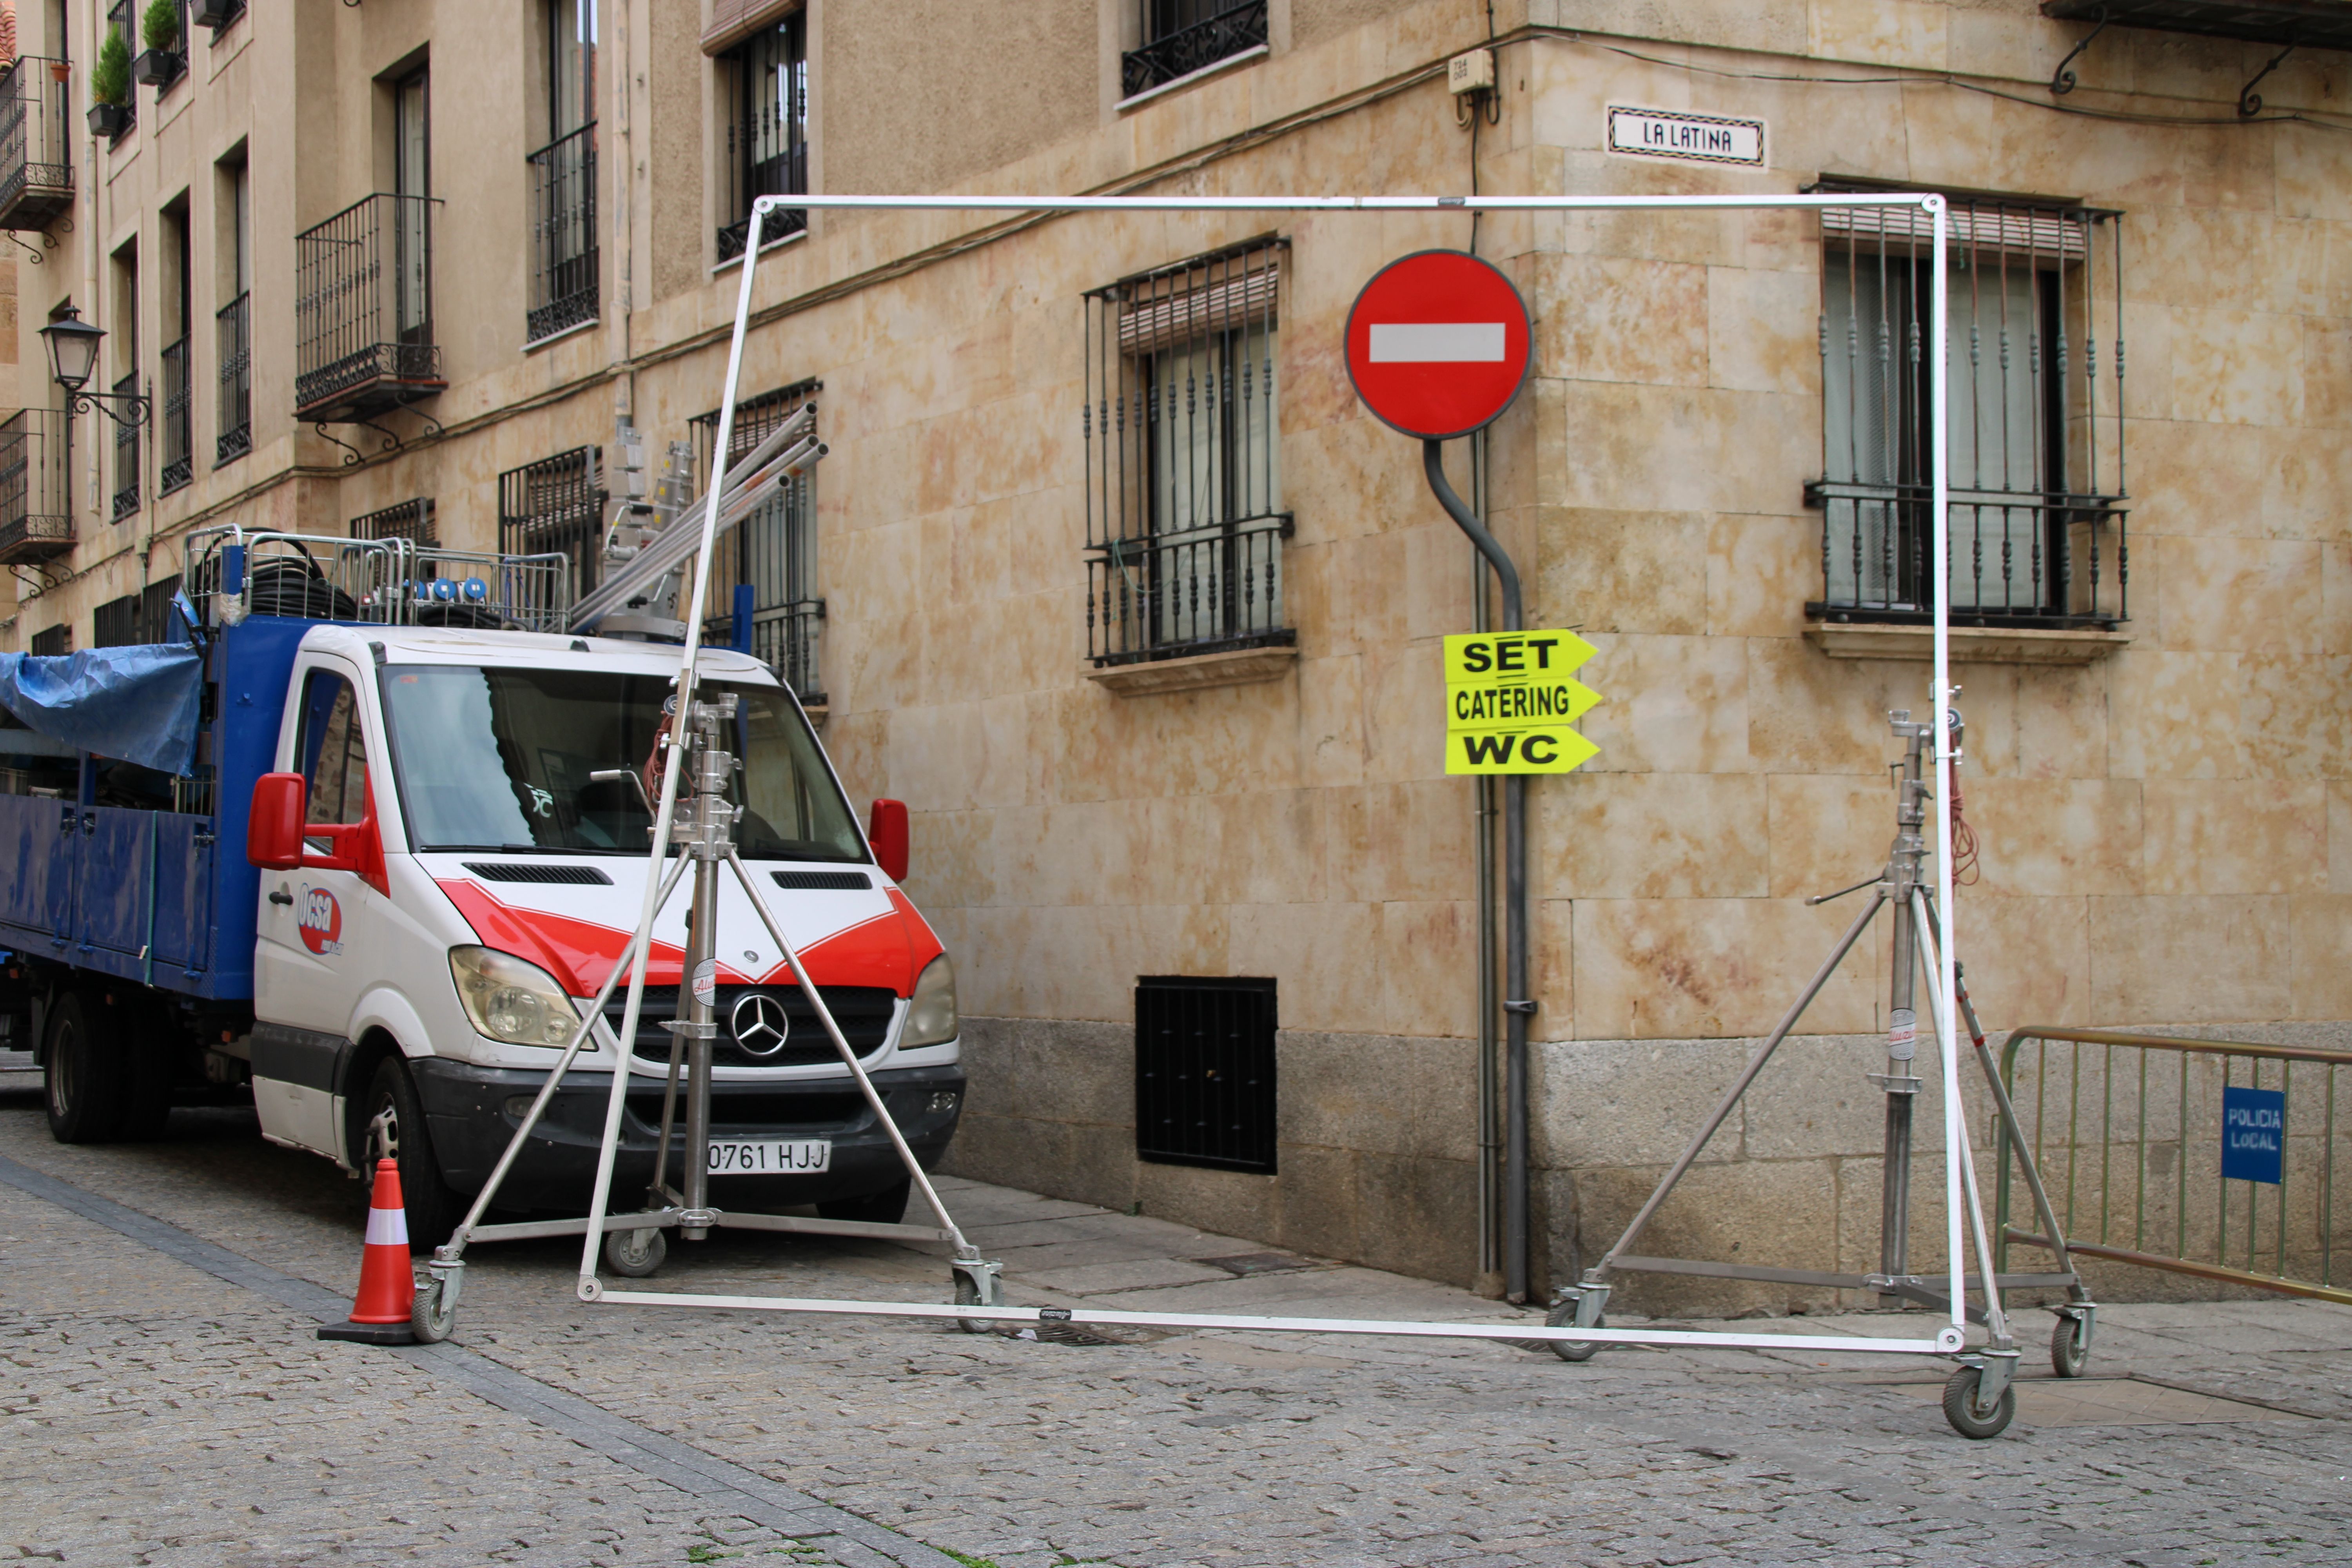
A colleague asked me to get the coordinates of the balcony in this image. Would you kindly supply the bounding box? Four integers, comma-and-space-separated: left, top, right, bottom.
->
216, 292, 250, 464
1122, 0, 1269, 100
159, 337, 192, 495
0, 408, 73, 565
294, 193, 445, 423
0, 59, 73, 232
526, 123, 598, 343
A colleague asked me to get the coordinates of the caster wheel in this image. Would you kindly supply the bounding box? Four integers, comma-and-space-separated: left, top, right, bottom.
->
953, 1270, 994, 1335
2051, 1314, 2089, 1378
2051, 1313, 2089, 1378
604, 1225, 668, 1279
411, 1277, 456, 1344
1545, 1296, 1602, 1363
1942, 1365, 2016, 1439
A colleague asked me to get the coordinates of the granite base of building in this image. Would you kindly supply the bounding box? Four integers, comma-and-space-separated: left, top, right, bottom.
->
940, 1016, 2352, 1318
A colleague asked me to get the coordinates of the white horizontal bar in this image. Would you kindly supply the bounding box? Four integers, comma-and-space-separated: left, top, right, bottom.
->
1370, 322, 1506, 362
757, 193, 1940, 214
597, 1289, 1951, 1356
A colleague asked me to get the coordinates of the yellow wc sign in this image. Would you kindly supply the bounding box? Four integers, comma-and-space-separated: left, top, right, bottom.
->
1443, 630, 1603, 775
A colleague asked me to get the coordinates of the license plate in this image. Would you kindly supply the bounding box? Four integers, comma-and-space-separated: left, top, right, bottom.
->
705, 1140, 831, 1174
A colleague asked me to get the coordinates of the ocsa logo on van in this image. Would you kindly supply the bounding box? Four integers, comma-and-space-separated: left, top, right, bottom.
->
297, 886, 343, 955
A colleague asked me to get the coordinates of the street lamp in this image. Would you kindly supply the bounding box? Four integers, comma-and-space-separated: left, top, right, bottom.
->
41, 306, 150, 426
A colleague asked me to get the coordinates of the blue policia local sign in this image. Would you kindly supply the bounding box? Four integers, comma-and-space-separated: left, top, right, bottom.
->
2220, 1085, 2285, 1185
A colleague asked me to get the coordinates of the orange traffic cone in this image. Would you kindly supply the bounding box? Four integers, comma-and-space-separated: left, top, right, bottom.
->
318, 1158, 418, 1345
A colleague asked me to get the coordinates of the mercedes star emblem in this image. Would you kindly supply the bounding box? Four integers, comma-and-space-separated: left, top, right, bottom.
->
730, 992, 791, 1057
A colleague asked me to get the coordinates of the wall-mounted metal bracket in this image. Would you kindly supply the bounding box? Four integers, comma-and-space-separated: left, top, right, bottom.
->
2050, 4, 2109, 94
310, 422, 365, 465
2240, 37, 2296, 116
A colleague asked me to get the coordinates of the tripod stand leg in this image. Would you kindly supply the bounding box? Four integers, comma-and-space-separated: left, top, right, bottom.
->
722, 849, 981, 1260
1911, 892, 2010, 1347
1922, 898, 2091, 1307
1588, 887, 1888, 1283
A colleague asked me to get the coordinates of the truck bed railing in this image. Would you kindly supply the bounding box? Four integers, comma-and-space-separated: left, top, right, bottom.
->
182, 528, 577, 633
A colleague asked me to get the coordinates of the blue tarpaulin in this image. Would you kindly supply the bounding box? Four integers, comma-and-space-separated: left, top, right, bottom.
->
0, 644, 205, 774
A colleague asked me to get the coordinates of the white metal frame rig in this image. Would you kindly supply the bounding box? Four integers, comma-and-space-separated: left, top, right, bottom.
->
412, 189, 2042, 1439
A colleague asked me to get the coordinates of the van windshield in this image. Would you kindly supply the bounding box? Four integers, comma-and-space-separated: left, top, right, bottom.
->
379, 665, 867, 862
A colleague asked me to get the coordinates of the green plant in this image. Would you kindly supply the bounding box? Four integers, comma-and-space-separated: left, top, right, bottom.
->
89, 29, 131, 105
141, 0, 180, 53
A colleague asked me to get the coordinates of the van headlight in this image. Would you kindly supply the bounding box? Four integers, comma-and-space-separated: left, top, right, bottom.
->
450, 946, 582, 1048
902, 954, 957, 1047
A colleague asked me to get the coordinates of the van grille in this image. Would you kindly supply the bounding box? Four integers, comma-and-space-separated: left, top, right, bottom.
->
611, 983, 897, 1068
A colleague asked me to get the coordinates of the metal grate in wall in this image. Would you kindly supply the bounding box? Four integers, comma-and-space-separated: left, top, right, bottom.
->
1134, 976, 1277, 1173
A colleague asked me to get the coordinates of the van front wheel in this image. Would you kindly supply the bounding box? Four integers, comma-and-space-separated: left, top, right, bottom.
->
360, 1056, 459, 1253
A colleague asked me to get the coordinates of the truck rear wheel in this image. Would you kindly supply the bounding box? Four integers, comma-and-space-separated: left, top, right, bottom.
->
44, 992, 125, 1144
361, 1056, 459, 1253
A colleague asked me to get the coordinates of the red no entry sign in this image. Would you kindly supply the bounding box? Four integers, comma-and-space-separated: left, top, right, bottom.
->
1344, 250, 1532, 440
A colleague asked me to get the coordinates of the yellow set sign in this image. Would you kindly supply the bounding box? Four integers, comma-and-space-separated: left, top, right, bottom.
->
1443, 630, 1602, 775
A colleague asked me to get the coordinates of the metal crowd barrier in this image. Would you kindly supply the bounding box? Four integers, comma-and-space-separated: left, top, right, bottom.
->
1995, 1027, 2351, 1307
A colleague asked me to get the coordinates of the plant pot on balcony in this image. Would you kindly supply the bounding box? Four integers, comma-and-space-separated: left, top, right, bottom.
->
49, 60, 71, 83
131, 50, 181, 87
86, 102, 131, 137
191, 0, 239, 26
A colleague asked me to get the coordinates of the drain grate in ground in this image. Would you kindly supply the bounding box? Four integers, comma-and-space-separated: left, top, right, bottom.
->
1887, 1376, 2313, 1427
1200, 1251, 1317, 1277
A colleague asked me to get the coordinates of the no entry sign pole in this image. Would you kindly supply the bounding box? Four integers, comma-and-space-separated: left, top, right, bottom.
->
1345, 251, 1541, 1300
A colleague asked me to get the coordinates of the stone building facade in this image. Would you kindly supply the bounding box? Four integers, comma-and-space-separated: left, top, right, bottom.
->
0, 0, 2345, 1308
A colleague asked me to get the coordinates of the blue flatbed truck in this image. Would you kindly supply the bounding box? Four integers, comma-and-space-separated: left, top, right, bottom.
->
0, 534, 965, 1247
1, 612, 312, 1138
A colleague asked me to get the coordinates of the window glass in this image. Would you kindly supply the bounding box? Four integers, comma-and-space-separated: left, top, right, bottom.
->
297, 671, 370, 827
381, 664, 864, 862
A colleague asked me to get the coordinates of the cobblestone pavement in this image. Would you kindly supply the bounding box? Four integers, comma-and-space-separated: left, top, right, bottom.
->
4, 1089, 2351, 1566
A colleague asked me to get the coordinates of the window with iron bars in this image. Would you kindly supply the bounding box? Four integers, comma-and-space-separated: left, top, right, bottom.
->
1806, 188, 2128, 629
527, 0, 598, 342
29, 622, 69, 656
352, 496, 437, 546
1083, 238, 1290, 667
498, 447, 604, 596
715, 12, 806, 263
690, 379, 822, 702
93, 579, 181, 647
1123, 0, 1269, 100
112, 370, 140, 522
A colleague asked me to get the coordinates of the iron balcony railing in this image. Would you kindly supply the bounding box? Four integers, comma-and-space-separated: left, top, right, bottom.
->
526, 122, 598, 343
717, 144, 804, 263
0, 58, 74, 232
216, 292, 250, 464
1083, 237, 1293, 667
295, 193, 445, 421
112, 372, 140, 522
1802, 484, 2127, 628
159, 337, 192, 495
1122, 0, 1268, 98
1809, 192, 2128, 629
0, 408, 73, 564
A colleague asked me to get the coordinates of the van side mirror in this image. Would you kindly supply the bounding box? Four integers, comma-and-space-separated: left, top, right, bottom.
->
247, 773, 306, 869
869, 799, 908, 884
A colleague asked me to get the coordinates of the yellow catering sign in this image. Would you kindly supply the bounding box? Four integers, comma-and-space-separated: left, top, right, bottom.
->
1442, 630, 1603, 776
